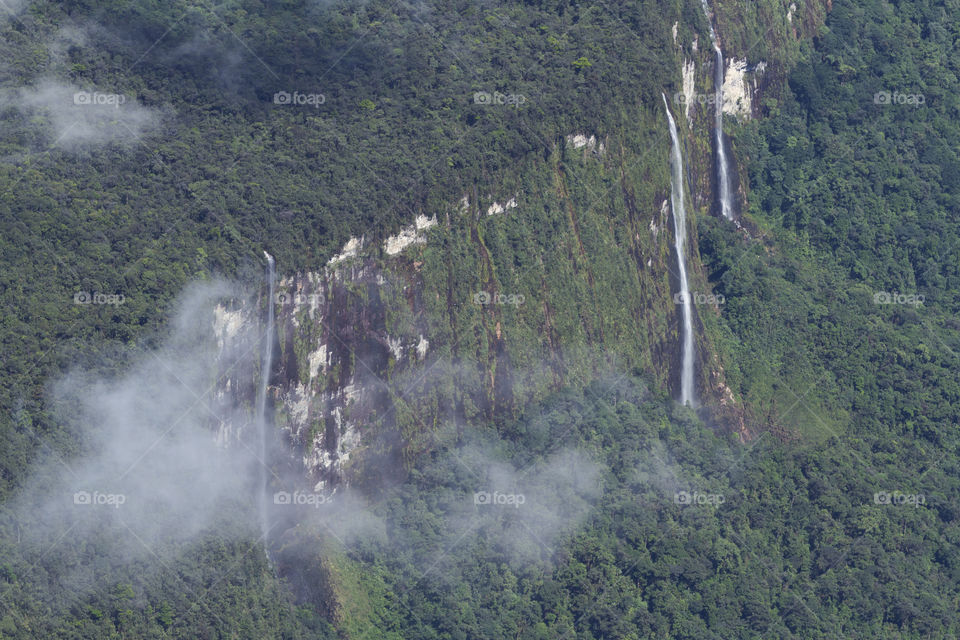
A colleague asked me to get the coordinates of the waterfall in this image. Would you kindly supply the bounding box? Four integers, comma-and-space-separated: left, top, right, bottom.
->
256, 251, 276, 544
662, 94, 697, 407
713, 49, 734, 221
700, 0, 719, 46
701, 0, 735, 221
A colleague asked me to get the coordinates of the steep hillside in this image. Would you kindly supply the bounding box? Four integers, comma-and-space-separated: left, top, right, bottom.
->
6, 0, 960, 638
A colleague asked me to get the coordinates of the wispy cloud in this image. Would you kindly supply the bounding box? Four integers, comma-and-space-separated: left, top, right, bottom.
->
6, 79, 163, 150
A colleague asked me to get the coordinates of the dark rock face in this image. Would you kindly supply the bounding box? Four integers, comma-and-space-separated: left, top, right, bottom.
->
214, 133, 765, 498
269, 247, 423, 493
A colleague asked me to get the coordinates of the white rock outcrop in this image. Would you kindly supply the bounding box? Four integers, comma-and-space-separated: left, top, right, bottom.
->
384, 215, 437, 255
328, 236, 363, 266
722, 58, 752, 118
682, 59, 696, 125
212, 305, 244, 352
487, 196, 518, 216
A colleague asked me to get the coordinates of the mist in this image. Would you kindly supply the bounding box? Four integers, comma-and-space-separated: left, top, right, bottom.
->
450, 444, 602, 562
2, 281, 265, 604
0, 0, 27, 21
2, 271, 612, 613
6, 78, 162, 150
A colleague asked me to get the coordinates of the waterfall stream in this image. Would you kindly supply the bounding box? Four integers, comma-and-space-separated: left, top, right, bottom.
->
662, 95, 696, 407
256, 251, 276, 544
702, 0, 735, 221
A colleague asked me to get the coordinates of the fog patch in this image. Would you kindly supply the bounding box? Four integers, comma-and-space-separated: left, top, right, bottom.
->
635, 440, 686, 495
0, 0, 28, 21
7, 78, 162, 149
2, 280, 266, 605
463, 445, 602, 561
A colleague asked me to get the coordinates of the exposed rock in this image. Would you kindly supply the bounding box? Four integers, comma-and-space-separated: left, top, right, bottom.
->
682, 59, 696, 125
567, 133, 594, 149
327, 236, 363, 266
416, 335, 429, 360
565, 133, 606, 157
212, 305, 244, 352
384, 215, 437, 255
722, 57, 752, 118
486, 196, 518, 216
384, 226, 424, 255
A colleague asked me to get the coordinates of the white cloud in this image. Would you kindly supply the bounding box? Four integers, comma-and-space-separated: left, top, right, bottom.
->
9, 79, 162, 149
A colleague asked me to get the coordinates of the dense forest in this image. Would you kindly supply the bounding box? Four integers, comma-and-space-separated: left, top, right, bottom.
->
2, 0, 959, 638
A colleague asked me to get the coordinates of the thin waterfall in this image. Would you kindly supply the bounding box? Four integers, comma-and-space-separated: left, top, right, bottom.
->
713, 48, 734, 221
662, 94, 696, 407
700, 0, 719, 45
256, 251, 275, 543
701, 0, 735, 221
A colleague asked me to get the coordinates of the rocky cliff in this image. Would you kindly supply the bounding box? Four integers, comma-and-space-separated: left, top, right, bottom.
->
211, 0, 833, 507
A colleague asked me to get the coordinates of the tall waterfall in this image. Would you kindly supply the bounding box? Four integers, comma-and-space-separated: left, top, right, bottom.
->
256, 251, 276, 543
662, 95, 696, 407
701, 0, 735, 221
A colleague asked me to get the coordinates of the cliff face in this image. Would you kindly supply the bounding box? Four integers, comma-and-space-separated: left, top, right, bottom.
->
201, 4, 839, 630
211, 139, 689, 493
263, 144, 681, 493
270, 228, 432, 493
668, 0, 833, 439
244, 150, 716, 491
678, 0, 831, 218
211, 0, 833, 501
